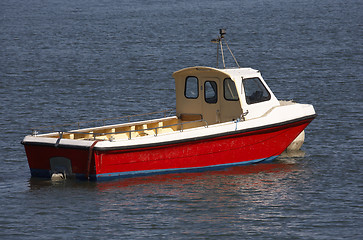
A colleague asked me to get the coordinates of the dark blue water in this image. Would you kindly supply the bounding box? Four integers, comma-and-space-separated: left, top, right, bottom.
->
1, 0, 362, 239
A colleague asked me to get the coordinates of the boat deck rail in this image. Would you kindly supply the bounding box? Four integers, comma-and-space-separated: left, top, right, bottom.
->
31, 109, 175, 135
52, 118, 209, 141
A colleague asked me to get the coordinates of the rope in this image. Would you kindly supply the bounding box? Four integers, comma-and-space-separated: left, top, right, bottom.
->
224, 39, 240, 68
220, 40, 225, 68
86, 140, 99, 180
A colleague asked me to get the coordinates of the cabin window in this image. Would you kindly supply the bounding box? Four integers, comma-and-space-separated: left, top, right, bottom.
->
185, 76, 199, 99
224, 78, 239, 101
243, 78, 271, 104
204, 81, 218, 104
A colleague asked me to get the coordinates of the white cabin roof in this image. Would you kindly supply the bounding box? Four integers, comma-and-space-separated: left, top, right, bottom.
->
172, 66, 260, 80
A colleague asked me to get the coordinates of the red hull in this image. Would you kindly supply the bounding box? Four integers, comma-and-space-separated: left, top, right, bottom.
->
23, 117, 314, 181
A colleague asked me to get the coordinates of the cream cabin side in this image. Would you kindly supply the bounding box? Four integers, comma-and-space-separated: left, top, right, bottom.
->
173, 67, 243, 126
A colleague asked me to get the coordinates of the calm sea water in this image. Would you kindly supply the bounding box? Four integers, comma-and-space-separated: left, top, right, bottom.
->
1, 0, 362, 239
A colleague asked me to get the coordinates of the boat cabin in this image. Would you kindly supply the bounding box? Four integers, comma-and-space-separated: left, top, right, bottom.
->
173, 66, 280, 125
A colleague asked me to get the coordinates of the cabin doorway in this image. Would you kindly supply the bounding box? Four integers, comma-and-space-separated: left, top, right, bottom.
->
201, 77, 221, 125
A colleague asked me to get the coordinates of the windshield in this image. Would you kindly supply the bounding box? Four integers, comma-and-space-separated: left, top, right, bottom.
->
242, 77, 271, 104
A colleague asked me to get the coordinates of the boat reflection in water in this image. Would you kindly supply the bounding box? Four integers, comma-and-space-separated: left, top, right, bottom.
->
94, 157, 306, 192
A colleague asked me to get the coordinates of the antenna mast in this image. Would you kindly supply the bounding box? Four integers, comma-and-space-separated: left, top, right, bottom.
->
211, 29, 240, 69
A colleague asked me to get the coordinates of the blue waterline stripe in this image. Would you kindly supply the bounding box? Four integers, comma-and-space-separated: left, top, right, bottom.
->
93, 156, 278, 181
